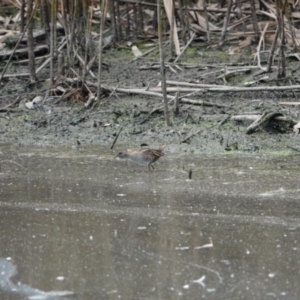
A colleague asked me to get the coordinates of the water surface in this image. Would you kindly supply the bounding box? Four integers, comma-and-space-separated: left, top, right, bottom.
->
0, 145, 299, 299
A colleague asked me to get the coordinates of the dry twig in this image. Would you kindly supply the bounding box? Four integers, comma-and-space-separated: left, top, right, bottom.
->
245, 111, 283, 134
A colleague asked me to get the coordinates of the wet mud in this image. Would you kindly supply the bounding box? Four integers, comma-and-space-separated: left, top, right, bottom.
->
1, 46, 300, 153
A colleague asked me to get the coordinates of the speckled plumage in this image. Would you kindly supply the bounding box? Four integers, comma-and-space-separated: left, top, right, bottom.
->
116, 145, 166, 170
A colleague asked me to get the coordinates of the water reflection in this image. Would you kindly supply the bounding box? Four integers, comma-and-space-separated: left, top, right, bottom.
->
0, 258, 73, 299
0, 146, 299, 299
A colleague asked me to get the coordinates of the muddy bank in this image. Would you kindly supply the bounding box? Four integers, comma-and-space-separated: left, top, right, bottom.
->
1, 46, 300, 154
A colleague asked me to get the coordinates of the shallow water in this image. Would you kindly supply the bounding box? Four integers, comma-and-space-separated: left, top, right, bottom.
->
0, 145, 300, 300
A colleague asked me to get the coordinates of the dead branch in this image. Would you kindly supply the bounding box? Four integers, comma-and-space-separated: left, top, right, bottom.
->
218, 114, 230, 127
180, 128, 203, 144
97, 0, 108, 100
232, 115, 263, 121
279, 102, 300, 106
204, 1, 210, 43
293, 121, 300, 133
166, 80, 229, 88
139, 105, 164, 125
151, 85, 300, 93
179, 98, 229, 108
0, 107, 24, 113
0, 160, 25, 169
255, 22, 269, 70
163, 0, 180, 55
158, 0, 170, 126
266, 26, 279, 72
245, 111, 284, 134
27, 0, 36, 83
0, 3, 37, 84
250, 0, 259, 42
173, 92, 179, 115
180, 124, 215, 144
111, 126, 123, 150
232, 114, 295, 124
287, 145, 300, 152
49, 0, 57, 85
219, 0, 233, 46
102, 84, 229, 108
75, 52, 96, 78
151, 87, 203, 93
277, 0, 288, 79
2, 96, 21, 109
174, 32, 195, 63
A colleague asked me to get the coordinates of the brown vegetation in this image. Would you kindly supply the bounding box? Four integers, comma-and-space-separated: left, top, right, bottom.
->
1, 0, 300, 147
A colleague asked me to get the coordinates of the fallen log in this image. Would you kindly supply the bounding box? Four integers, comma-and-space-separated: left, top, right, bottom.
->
245, 111, 284, 134
231, 114, 296, 124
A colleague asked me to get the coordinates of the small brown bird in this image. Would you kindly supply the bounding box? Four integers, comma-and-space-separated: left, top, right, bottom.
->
116, 145, 166, 170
